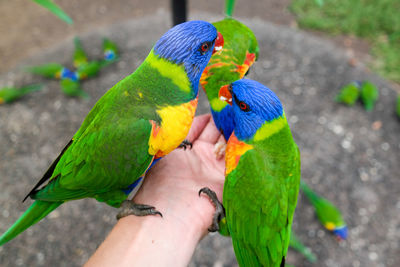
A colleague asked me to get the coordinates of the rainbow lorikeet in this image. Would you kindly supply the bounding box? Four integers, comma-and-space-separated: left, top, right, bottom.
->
300, 181, 347, 240
201, 79, 301, 266
26, 63, 77, 80
73, 37, 89, 68
396, 94, 400, 119
103, 38, 119, 62
200, 3, 259, 141
0, 20, 224, 246
0, 84, 43, 104
335, 81, 361, 106
360, 80, 379, 111
60, 79, 88, 99
75, 60, 107, 80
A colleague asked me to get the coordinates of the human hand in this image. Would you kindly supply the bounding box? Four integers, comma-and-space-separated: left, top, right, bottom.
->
85, 114, 226, 267
133, 113, 226, 234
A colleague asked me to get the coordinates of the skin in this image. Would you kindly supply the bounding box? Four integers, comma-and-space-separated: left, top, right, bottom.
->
85, 114, 226, 267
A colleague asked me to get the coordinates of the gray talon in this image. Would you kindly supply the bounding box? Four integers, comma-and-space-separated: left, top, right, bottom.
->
178, 139, 193, 150
199, 187, 225, 232
116, 200, 163, 220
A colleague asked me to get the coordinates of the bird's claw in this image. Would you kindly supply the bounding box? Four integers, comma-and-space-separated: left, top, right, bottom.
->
178, 139, 193, 150
199, 187, 225, 232
116, 200, 163, 220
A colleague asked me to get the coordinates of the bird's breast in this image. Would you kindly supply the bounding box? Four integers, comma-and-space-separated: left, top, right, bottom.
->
148, 97, 198, 158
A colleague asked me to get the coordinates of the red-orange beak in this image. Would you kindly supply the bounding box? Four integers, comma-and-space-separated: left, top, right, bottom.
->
213, 32, 224, 54
219, 84, 232, 105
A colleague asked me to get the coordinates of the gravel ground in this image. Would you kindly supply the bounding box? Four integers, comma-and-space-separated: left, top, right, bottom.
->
0, 11, 399, 267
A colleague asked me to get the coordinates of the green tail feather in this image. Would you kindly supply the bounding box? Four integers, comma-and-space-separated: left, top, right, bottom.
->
289, 232, 317, 263
299, 180, 320, 205
0, 200, 62, 246
225, 0, 236, 17
20, 84, 43, 94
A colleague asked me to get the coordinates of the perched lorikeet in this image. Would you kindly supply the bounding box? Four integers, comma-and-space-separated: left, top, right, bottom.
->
201, 79, 301, 266
73, 37, 89, 68
60, 79, 88, 99
26, 63, 77, 80
200, 3, 259, 141
300, 180, 347, 240
0, 84, 43, 104
360, 80, 379, 111
103, 38, 119, 62
0, 20, 224, 246
335, 81, 361, 106
289, 231, 317, 263
75, 60, 106, 80
396, 94, 400, 119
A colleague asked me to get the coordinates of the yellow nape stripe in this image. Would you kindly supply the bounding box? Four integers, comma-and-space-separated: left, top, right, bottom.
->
253, 114, 287, 141
210, 97, 228, 112
146, 50, 191, 92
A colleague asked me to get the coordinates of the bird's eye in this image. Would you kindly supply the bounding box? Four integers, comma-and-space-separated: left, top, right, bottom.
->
239, 101, 250, 112
199, 42, 211, 54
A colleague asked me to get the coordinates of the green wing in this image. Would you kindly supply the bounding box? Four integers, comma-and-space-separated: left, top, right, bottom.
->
26, 71, 164, 207
224, 136, 300, 266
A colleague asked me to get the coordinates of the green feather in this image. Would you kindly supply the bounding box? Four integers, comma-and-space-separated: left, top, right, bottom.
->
224, 122, 301, 266
300, 181, 346, 230
225, 0, 236, 17
335, 82, 360, 106
0, 47, 196, 245
202, 18, 259, 111
25, 63, 64, 79
396, 94, 400, 118
289, 231, 317, 263
33, 0, 73, 24
0, 84, 42, 104
360, 81, 379, 111
60, 79, 88, 98
0, 201, 62, 245
73, 37, 88, 68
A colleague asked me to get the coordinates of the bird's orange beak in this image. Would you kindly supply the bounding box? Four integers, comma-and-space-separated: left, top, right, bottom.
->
213, 32, 224, 54
219, 84, 232, 105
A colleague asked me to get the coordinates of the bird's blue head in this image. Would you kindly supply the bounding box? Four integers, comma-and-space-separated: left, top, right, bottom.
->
219, 79, 284, 140
333, 225, 348, 240
154, 21, 223, 94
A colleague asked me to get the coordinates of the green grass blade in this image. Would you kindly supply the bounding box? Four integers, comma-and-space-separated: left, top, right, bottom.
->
33, 0, 73, 24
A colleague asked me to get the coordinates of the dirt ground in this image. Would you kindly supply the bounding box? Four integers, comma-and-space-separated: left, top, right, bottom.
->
1, 2, 399, 267
0, 0, 371, 75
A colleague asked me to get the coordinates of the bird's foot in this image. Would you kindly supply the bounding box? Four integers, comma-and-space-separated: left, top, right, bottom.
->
213, 141, 226, 159
116, 200, 162, 220
178, 139, 193, 150
199, 187, 225, 232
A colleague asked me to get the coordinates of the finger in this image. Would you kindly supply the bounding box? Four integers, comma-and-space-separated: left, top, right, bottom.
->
197, 116, 221, 144
186, 114, 212, 142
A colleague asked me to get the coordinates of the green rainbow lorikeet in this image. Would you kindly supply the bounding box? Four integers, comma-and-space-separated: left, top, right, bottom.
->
0, 20, 224, 246
103, 38, 119, 62
0, 84, 43, 104
60, 79, 88, 98
75, 60, 107, 80
289, 231, 317, 263
396, 94, 400, 118
335, 81, 361, 106
26, 63, 78, 81
360, 80, 379, 111
73, 37, 89, 68
200, 0, 259, 141
201, 79, 301, 266
300, 180, 347, 240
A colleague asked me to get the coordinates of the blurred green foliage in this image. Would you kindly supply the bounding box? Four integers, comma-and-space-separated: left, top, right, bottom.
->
290, 0, 400, 82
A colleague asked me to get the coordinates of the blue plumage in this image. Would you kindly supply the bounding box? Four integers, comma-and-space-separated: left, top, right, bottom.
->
229, 79, 283, 140
154, 21, 218, 96
212, 106, 235, 140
